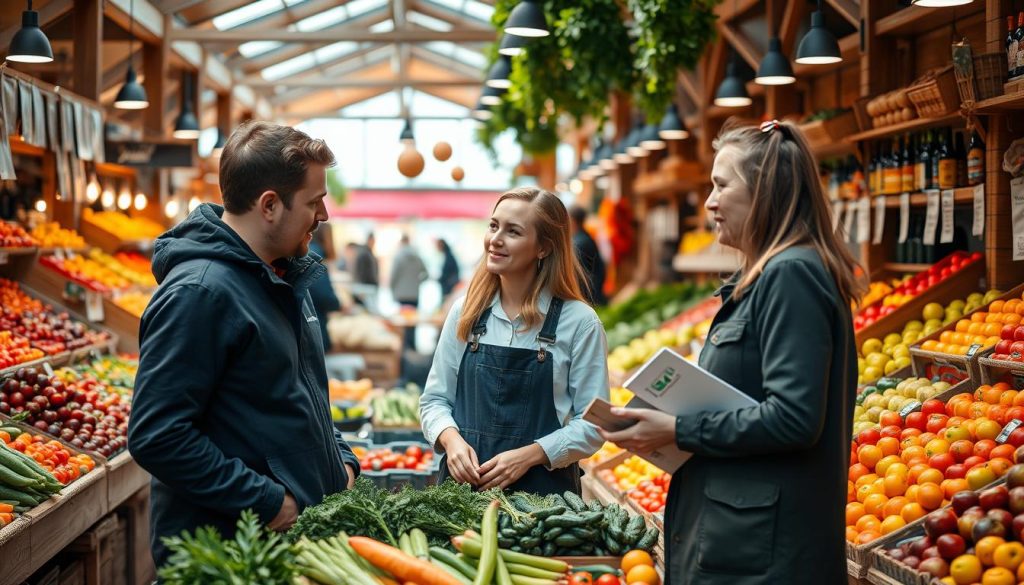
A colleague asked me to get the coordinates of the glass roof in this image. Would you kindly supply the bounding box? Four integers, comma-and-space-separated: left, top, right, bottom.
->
407, 11, 453, 32
422, 41, 487, 69
213, 0, 306, 30
262, 41, 362, 80
421, 0, 494, 24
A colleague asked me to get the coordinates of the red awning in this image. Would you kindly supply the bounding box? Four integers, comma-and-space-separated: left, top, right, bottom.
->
327, 189, 501, 219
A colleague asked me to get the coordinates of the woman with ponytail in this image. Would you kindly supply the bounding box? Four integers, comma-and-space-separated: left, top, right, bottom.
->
419, 187, 609, 494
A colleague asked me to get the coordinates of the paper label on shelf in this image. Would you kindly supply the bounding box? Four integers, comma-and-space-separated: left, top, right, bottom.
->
85, 290, 104, 322
857, 197, 871, 244
831, 200, 844, 232
844, 201, 856, 243
0, 251, 7, 266
873, 197, 886, 245
899, 193, 910, 244
966, 343, 983, 357
899, 401, 922, 418
973, 183, 985, 237
997, 419, 1024, 444
1013, 177, 1024, 261
940, 189, 955, 244
53, 248, 65, 261
42, 362, 54, 377
923, 189, 940, 246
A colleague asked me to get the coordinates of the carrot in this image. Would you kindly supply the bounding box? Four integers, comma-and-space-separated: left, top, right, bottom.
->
348, 536, 464, 585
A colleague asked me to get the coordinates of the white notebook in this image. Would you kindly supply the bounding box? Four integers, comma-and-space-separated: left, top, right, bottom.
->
587, 347, 758, 472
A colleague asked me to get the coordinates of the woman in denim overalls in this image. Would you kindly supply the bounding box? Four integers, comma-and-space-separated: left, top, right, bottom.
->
420, 187, 610, 495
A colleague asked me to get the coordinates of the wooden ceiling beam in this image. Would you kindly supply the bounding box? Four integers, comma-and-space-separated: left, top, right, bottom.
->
714, 0, 761, 23
168, 28, 498, 43
825, 0, 861, 27
716, 22, 763, 70
243, 78, 481, 89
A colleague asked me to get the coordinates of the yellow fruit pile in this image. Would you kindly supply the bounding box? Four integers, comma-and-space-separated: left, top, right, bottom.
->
922, 292, 1019, 357
585, 442, 624, 466
29, 222, 86, 249
611, 387, 634, 406
328, 378, 375, 402
59, 255, 131, 290
678, 230, 716, 255
87, 249, 156, 287
609, 456, 665, 492
852, 378, 952, 434
82, 209, 164, 240
608, 328, 683, 373
113, 292, 152, 317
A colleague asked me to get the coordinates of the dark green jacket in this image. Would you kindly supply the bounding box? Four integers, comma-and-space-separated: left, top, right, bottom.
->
665, 246, 856, 584
128, 204, 359, 568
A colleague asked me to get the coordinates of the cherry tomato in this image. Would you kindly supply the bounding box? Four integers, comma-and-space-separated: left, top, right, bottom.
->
595, 574, 622, 585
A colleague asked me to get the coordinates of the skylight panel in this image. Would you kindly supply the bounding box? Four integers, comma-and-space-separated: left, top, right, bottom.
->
239, 41, 284, 58
407, 11, 453, 31
213, 0, 283, 30
463, 0, 494, 23
450, 46, 486, 68
315, 41, 359, 62
346, 0, 388, 19
370, 19, 395, 33
262, 53, 316, 81
341, 92, 402, 117
296, 5, 349, 31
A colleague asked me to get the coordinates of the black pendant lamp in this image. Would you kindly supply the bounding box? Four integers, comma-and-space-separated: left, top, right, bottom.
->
597, 142, 617, 171
480, 85, 504, 106
639, 123, 666, 150
658, 103, 688, 140
626, 125, 647, 158
400, 119, 415, 144
211, 130, 227, 157
114, 0, 149, 109
714, 58, 752, 108
472, 101, 493, 120
173, 73, 200, 140
7, 1, 53, 64
756, 38, 796, 85
498, 34, 526, 57
505, 0, 549, 38
485, 56, 512, 89
795, 0, 842, 65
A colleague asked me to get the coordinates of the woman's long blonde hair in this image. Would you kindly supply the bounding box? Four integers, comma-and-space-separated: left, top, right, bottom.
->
714, 120, 865, 306
456, 187, 587, 342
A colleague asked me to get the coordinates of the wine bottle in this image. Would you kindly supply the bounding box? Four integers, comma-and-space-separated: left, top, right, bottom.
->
884, 137, 902, 195
967, 129, 985, 186
902, 134, 915, 193
938, 128, 957, 190
955, 131, 967, 188
914, 132, 927, 192
921, 130, 935, 190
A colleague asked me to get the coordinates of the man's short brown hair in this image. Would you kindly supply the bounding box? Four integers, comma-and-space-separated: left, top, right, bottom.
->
219, 121, 335, 214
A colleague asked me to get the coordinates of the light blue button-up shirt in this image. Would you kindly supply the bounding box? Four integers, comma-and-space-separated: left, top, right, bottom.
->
420, 289, 609, 469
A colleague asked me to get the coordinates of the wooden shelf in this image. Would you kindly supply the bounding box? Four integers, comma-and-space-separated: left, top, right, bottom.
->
875, 3, 984, 37
884, 263, 932, 273
975, 89, 1024, 115
873, 187, 978, 208
845, 113, 963, 143
0, 246, 39, 257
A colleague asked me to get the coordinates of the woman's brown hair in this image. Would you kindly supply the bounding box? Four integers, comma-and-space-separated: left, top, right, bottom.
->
456, 187, 587, 342
713, 120, 865, 306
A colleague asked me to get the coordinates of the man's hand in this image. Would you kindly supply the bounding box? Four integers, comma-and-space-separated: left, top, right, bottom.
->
268, 492, 298, 532
477, 443, 548, 491
598, 407, 677, 456
439, 427, 481, 486
345, 464, 356, 489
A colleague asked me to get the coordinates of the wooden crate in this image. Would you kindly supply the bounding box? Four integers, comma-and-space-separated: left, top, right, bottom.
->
846, 510, 929, 582
979, 356, 1024, 387
856, 258, 985, 349
356, 348, 400, 386
0, 517, 34, 585
100, 298, 140, 354
584, 450, 630, 503
78, 220, 152, 256
26, 465, 108, 571
104, 452, 150, 511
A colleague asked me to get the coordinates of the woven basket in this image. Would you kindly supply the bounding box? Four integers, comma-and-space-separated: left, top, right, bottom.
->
907, 65, 960, 117
973, 52, 1007, 101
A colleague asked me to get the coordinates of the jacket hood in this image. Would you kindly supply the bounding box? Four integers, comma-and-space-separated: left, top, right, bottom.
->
152, 203, 322, 288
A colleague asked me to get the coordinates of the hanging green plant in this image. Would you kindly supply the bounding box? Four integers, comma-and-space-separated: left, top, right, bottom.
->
628, 0, 721, 120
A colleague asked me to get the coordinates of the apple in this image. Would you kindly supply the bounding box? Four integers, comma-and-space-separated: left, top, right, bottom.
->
997, 339, 1014, 354
902, 555, 921, 570
952, 491, 981, 515
1012, 341, 1024, 355
926, 508, 960, 539
1009, 487, 1024, 515
935, 534, 966, 560
988, 508, 1014, 530
1008, 464, 1024, 486
972, 517, 1007, 541
889, 548, 908, 562
1013, 513, 1024, 537
909, 536, 933, 558
1007, 427, 1024, 448
946, 464, 968, 479
922, 400, 946, 416
918, 557, 950, 578
921, 546, 942, 560
980, 486, 1010, 510
1015, 326, 1024, 342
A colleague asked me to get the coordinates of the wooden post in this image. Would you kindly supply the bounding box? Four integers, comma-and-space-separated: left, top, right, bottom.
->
142, 15, 170, 140
72, 0, 102, 100
217, 91, 233, 137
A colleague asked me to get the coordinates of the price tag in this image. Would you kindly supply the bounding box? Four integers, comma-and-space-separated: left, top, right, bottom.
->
1012, 177, 1024, 261
997, 419, 1024, 444
832, 200, 844, 232
64, 247, 76, 259
940, 189, 955, 244
966, 343, 983, 357
844, 200, 857, 243
0, 251, 7, 266
63, 281, 84, 302
85, 289, 104, 322
973, 183, 986, 237
53, 247, 65, 261
873, 196, 886, 245
923, 189, 940, 246
899, 193, 910, 244
42, 362, 54, 377
857, 197, 871, 244
899, 401, 922, 418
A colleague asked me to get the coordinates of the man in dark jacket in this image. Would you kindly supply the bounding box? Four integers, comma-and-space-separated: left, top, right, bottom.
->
127, 121, 359, 568
569, 205, 607, 306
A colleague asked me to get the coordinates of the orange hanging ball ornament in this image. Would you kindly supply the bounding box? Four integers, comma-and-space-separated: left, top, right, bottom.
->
397, 146, 425, 178
433, 141, 453, 162
451, 166, 465, 182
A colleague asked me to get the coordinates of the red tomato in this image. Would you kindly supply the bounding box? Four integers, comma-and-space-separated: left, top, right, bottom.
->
568, 572, 593, 585
404, 456, 419, 468
405, 445, 424, 459
595, 574, 621, 585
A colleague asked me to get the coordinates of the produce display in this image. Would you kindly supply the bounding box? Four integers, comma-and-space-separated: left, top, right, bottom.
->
606, 296, 719, 373
0, 221, 36, 248
846, 383, 1024, 545
625, 472, 670, 514
0, 278, 110, 355
371, 384, 422, 428
0, 331, 45, 370
853, 376, 952, 434
857, 290, 999, 385
0, 436, 64, 519
88, 249, 157, 287
354, 443, 434, 472
854, 252, 984, 331
1, 426, 96, 489
39, 254, 133, 292
931, 293, 1024, 358
112, 291, 152, 318
326, 314, 401, 351
598, 281, 717, 350
28, 222, 86, 250
329, 378, 375, 402
0, 366, 130, 458
81, 209, 165, 240
877, 465, 1024, 583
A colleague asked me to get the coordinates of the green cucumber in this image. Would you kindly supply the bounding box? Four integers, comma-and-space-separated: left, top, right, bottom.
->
544, 514, 587, 529
636, 527, 659, 551
571, 564, 621, 578
430, 547, 477, 580
505, 563, 565, 580
530, 505, 565, 520
624, 514, 646, 543
562, 492, 586, 512
553, 534, 583, 548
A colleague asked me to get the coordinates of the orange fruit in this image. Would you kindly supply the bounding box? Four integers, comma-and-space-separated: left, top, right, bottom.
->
856, 514, 881, 533
877, 437, 900, 457
621, 550, 655, 575
858, 445, 883, 469
849, 463, 871, 483
951, 554, 983, 584
846, 502, 867, 526
864, 493, 889, 517
977, 536, 1007, 566
942, 478, 970, 499
991, 300, 1006, 313
917, 468, 945, 487
876, 455, 902, 477
625, 564, 660, 585
883, 474, 908, 498
901, 502, 926, 523
917, 483, 945, 510
846, 526, 859, 542
981, 566, 1016, 585
883, 496, 910, 518
880, 515, 907, 535
856, 531, 880, 545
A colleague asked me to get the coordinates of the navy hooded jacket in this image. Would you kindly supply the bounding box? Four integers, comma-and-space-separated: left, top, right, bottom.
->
127, 204, 359, 567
